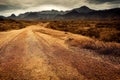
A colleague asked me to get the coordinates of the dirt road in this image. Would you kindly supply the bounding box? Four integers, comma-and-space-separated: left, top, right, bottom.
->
0, 25, 120, 80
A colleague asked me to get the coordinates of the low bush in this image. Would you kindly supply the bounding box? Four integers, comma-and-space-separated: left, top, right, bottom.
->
47, 20, 120, 43
0, 19, 38, 31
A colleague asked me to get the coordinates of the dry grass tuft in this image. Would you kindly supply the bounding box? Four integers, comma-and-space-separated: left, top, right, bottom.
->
47, 20, 120, 43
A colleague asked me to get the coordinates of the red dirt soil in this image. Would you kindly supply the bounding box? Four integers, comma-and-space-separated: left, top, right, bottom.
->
0, 24, 120, 80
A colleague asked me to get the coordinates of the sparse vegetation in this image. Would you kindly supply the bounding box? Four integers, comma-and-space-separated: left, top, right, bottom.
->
46, 20, 120, 65
0, 19, 38, 31
47, 20, 120, 43
0, 19, 120, 80
65, 37, 120, 64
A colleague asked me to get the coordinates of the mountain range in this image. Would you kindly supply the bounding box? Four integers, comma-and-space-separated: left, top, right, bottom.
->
1, 6, 120, 20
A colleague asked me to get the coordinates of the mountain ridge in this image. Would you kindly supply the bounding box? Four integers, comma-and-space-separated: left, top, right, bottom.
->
2, 6, 120, 20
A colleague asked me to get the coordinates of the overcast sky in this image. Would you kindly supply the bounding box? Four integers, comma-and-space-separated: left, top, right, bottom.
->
0, 0, 120, 16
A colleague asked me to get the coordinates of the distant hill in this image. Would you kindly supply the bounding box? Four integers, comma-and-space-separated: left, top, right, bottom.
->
72, 6, 95, 13
0, 16, 5, 19
16, 10, 66, 20
5, 6, 120, 20
8, 14, 16, 19
62, 7, 120, 20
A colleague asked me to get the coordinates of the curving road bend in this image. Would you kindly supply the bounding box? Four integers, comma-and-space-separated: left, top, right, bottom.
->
0, 25, 120, 80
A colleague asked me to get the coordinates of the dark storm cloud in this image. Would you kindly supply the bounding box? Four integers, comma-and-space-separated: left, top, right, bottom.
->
0, 0, 120, 16
0, 0, 119, 10
0, 0, 85, 11
0, 5, 9, 11
0, 4, 22, 11
87, 0, 120, 4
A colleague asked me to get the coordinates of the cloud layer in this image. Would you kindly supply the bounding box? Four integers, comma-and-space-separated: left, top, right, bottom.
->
0, 0, 120, 16
87, 0, 120, 4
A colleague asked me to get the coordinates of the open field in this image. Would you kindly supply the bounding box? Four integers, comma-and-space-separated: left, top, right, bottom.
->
0, 20, 120, 80
47, 20, 120, 43
0, 19, 39, 31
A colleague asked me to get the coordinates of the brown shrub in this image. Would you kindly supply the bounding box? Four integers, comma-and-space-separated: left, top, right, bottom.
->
47, 20, 120, 43
0, 19, 38, 31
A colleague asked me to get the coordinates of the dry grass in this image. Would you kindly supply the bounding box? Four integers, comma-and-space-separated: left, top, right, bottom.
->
0, 24, 120, 80
65, 36, 120, 64
0, 19, 38, 31
47, 20, 120, 43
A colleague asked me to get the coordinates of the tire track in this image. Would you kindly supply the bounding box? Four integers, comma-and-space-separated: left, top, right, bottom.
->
0, 25, 119, 80
0, 29, 25, 54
